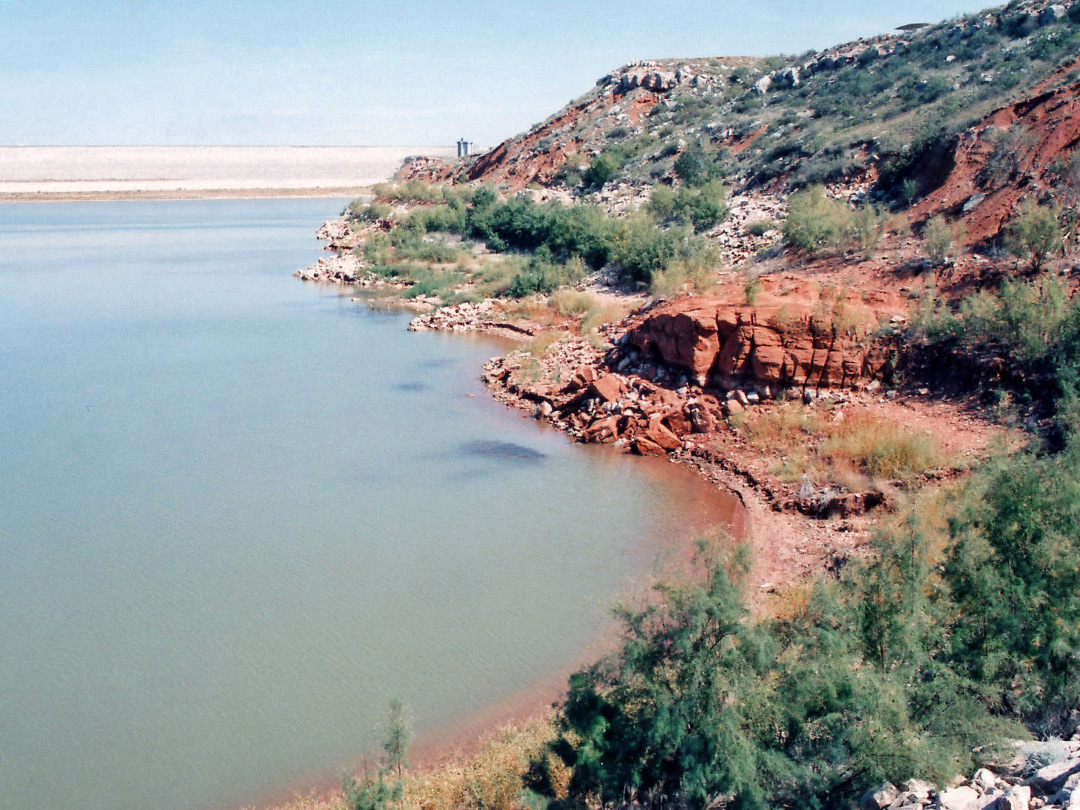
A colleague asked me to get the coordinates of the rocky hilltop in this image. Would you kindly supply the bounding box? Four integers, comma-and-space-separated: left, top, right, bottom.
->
403, 0, 1080, 264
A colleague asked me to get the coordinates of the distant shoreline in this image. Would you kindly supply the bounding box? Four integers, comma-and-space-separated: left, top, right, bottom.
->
0, 186, 373, 204
0, 145, 454, 203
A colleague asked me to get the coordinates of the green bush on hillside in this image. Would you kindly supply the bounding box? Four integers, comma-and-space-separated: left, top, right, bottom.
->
673, 138, 726, 187
582, 150, 625, 189
783, 185, 852, 254
648, 180, 730, 233
911, 273, 1080, 428
1005, 200, 1062, 271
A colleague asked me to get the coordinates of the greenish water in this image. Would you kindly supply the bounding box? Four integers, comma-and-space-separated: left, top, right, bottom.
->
0, 199, 736, 810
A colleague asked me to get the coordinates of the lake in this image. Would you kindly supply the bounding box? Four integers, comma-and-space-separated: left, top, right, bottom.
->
0, 199, 738, 810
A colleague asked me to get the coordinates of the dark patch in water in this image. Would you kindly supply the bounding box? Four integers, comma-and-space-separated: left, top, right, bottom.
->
394, 381, 427, 392
460, 440, 547, 463
418, 357, 455, 369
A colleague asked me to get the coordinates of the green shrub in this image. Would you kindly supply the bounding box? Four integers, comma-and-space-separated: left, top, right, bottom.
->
944, 441, 1080, 721
650, 181, 730, 232
923, 215, 962, 265
540, 541, 1008, 810
370, 180, 445, 204
348, 200, 393, 222
406, 201, 467, 234
849, 203, 885, 259
783, 185, 852, 254
673, 138, 724, 186
610, 213, 692, 286
582, 150, 624, 189
912, 274, 1080, 424
506, 253, 587, 298
1005, 200, 1061, 271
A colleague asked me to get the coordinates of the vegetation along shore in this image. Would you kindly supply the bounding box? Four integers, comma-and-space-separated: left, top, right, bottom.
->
283, 1, 1080, 808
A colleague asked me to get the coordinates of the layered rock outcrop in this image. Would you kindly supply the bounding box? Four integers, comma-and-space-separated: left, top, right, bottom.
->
618, 297, 898, 391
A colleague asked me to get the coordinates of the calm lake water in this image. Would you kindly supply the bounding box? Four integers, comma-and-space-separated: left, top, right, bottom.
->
0, 199, 737, 810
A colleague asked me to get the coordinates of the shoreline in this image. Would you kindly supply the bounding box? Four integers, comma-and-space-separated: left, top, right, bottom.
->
0, 187, 373, 204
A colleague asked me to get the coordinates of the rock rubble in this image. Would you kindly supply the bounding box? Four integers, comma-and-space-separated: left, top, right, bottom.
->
860, 738, 1080, 810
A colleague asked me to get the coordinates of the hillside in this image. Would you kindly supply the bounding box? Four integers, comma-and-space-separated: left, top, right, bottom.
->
404, 0, 1080, 254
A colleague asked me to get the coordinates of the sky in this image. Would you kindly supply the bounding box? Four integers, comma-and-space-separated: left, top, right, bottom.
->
0, 1, 987, 148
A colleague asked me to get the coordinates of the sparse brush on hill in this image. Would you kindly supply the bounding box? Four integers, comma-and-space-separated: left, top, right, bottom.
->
1005, 200, 1062, 271
452, 0, 1080, 207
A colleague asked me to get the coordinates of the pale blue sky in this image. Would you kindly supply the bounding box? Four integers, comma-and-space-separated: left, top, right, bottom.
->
0, 1, 983, 147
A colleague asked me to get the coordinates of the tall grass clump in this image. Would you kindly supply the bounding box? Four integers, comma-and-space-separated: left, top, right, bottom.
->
823, 412, 940, 480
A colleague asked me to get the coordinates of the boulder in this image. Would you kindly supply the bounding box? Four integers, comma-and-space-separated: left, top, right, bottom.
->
688, 404, 715, 433
939, 786, 980, 810
589, 375, 624, 404
993, 785, 1030, 810
904, 778, 935, 800
724, 399, 745, 416
973, 768, 999, 792
632, 436, 667, 456
860, 782, 898, 810
1025, 757, 1080, 796
1041, 4, 1066, 24
625, 301, 722, 384
645, 417, 683, 451
583, 416, 620, 443
775, 66, 801, 88
663, 408, 691, 436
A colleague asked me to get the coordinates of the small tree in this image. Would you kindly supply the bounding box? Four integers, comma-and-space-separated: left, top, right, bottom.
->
383, 697, 410, 780
343, 698, 411, 810
582, 150, 623, 189
673, 139, 722, 187
1005, 200, 1061, 271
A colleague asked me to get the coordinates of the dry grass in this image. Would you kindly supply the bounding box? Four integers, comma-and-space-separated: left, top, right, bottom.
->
261, 717, 558, 810
580, 301, 631, 335
823, 411, 940, 480
523, 331, 565, 358
550, 289, 597, 317
740, 402, 942, 487
402, 717, 558, 810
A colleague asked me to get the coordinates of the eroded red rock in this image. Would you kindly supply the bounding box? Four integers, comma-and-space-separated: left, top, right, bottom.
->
623, 296, 897, 391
